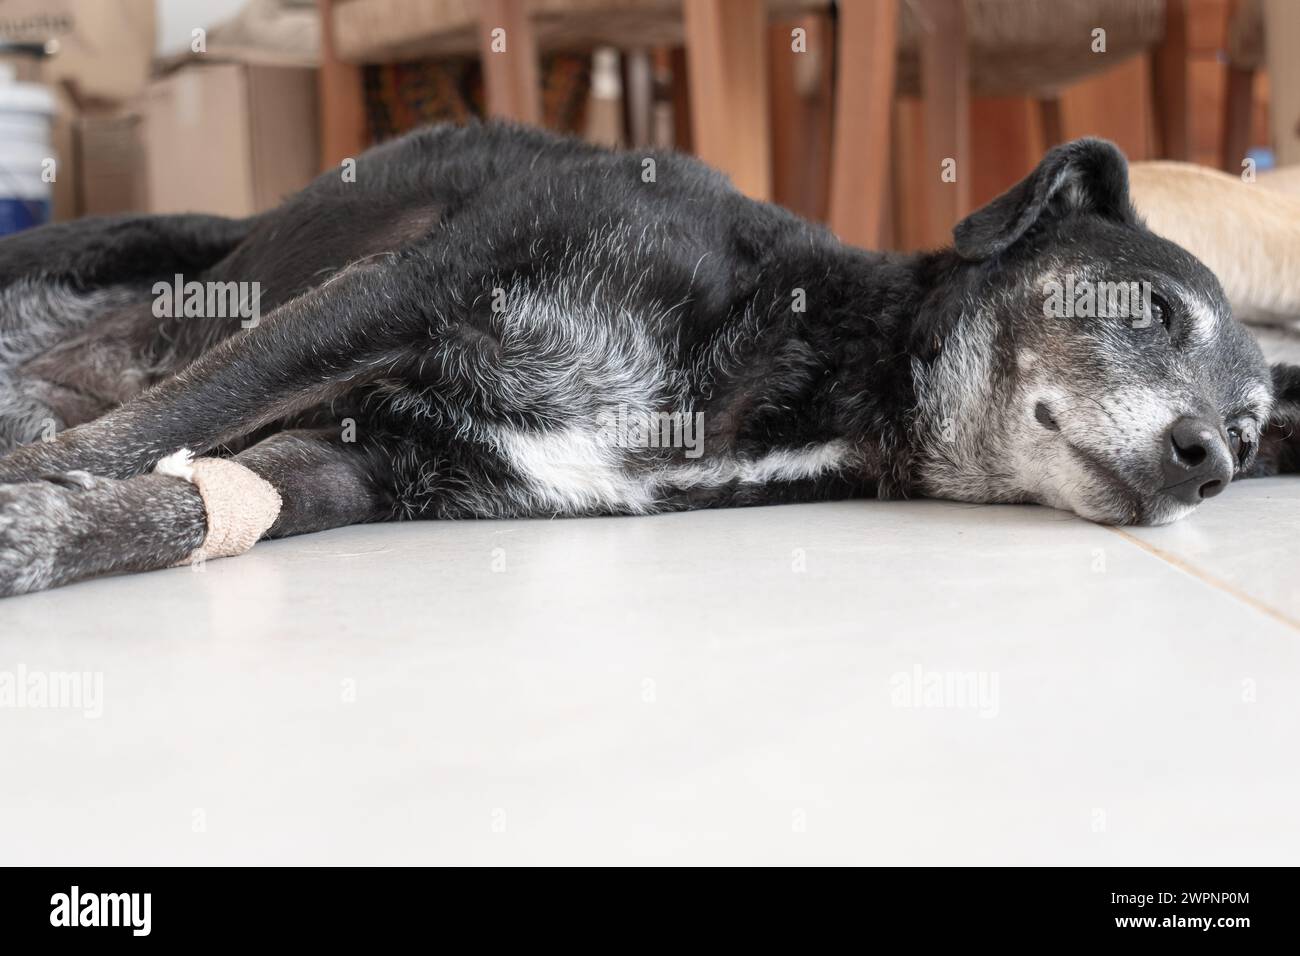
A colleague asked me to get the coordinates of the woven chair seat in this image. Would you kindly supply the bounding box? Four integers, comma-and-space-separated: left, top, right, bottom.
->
332, 0, 1165, 99
897, 0, 1165, 96
333, 0, 820, 62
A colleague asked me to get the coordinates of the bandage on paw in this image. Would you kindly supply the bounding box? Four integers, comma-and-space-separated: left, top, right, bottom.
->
155, 449, 282, 563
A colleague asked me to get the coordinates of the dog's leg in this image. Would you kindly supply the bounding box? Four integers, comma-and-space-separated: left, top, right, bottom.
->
0, 472, 207, 597
1251, 363, 1300, 476
0, 259, 416, 484
231, 429, 394, 538
0, 213, 253, 288
0, 429, 394, 597
0, 214, 255, 452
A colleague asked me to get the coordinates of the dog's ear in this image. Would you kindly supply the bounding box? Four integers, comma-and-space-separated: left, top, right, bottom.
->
952, 138, 1136, 260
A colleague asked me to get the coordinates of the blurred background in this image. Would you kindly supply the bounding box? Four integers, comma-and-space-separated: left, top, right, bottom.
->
0, 0, 1292, 249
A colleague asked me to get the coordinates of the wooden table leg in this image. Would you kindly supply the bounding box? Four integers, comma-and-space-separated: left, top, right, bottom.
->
828, 0, 898, 248
316, 0, 368, 170
684, 0, 772, 201
478, 0, 543, 124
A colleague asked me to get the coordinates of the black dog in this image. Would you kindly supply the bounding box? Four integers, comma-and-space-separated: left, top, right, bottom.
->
0, 124, 1294, 596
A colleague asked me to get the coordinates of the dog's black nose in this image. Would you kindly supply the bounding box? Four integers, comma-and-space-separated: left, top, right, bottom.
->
1162, 416, 1233, 504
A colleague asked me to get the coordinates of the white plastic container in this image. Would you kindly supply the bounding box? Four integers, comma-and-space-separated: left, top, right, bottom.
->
0, 76, 57, 235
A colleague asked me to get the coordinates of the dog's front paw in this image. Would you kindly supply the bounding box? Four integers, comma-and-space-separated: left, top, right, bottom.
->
0, 481, 71, 597
0, 475, 98, 597
0, 470, 208, 597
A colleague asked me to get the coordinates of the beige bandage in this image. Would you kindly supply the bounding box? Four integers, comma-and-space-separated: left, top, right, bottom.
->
155, 449, 282, 563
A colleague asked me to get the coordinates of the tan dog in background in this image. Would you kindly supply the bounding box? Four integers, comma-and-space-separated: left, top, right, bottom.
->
1129, 161, 1300, 364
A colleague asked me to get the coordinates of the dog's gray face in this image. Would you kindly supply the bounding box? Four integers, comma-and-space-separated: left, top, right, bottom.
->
917, 139, 1273, 525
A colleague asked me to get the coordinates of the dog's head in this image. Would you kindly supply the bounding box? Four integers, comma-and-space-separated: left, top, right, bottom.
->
914, 138, 1272, 525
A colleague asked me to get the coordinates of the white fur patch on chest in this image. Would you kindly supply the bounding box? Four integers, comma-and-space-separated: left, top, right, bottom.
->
491, 424, 657, 514
656, 440, 852, 489
491, 424, 852, 516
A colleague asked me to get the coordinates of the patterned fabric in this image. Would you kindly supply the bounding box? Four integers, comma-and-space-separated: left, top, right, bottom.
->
363, 53, 592, 141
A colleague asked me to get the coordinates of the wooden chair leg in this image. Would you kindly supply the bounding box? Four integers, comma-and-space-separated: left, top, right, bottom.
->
668, 47, 692, 152
828, 0, 898, 248
1221, 65, 1255, 173
684, 0, 772, 201
1038, 96, 1064, 149
477, 0, 542, 124
918, 0, 971, 248
1264, 0, 1300, 167
970, 97, 1038, 206
316, 0, 368, 170
1150, 0, 1190, 160
625, 49, 654, 148
771, 13, 833, 222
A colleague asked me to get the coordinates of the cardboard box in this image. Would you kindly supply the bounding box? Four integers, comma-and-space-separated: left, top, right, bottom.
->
76, 111, 147, 216
0, 0, 155, 220
0, 0, 155, 107
141, 63, 320, 218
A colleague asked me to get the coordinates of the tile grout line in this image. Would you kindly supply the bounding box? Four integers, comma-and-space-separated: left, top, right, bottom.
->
1106, 527, 1300, 633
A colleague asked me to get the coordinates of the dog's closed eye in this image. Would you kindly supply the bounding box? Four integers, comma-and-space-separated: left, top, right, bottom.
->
1146, 293, 1172, 337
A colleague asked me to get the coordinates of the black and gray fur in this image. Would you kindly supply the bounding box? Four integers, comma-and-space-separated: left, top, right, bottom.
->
0, 124, 1294, 596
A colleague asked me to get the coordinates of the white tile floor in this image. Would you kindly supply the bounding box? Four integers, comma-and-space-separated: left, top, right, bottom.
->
1, 479, 1297, 865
